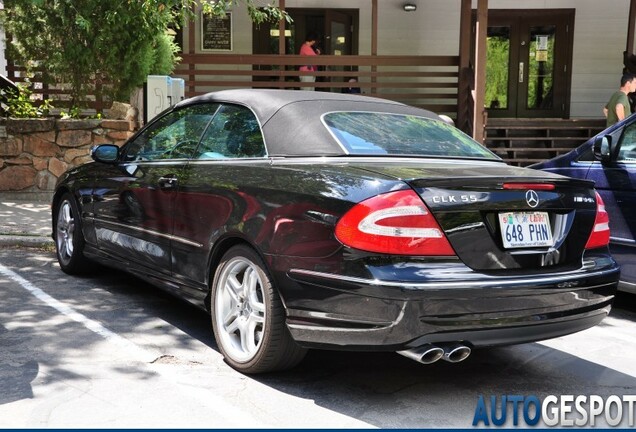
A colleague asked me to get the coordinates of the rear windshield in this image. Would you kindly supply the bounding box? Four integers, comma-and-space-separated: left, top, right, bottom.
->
323, 111, 499, 159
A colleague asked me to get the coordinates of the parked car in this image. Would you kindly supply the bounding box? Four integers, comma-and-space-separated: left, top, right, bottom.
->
52, 90, 619, 373
532, 116, 635, 294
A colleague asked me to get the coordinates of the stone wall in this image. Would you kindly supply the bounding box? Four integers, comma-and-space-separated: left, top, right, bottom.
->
0, 118, 135, 197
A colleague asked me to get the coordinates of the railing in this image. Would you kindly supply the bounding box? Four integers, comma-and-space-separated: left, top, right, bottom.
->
5, 54, 461, 120
5, 64, 107, 113
173, 54, 460, 117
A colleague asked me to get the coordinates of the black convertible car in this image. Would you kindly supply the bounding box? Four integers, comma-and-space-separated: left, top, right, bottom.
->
53, 89, 619, 373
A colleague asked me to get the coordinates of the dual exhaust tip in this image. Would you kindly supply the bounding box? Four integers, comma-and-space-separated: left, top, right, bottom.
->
398, 343, 471, 364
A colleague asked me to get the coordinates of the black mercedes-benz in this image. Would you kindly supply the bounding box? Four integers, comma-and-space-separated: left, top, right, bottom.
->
52, 89, 619, 373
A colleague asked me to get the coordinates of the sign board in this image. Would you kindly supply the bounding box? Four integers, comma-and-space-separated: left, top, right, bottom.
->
201, 12, 232, 51
536, 35, 549, 51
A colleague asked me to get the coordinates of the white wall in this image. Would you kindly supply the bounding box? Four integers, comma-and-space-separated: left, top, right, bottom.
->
568, 1, 630, 117
376, 0, 461, 56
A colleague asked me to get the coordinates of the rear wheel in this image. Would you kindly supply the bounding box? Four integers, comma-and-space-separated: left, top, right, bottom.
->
211, 245, 306, 373
54, 193, 91, 274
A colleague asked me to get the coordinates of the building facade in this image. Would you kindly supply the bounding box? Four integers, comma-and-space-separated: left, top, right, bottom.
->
175, 0, 635, 138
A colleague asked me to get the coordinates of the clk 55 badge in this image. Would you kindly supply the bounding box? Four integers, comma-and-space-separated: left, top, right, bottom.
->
431, 194, 478, 204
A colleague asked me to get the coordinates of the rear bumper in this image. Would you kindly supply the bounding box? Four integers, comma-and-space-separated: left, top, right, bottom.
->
281, 259, 619, 351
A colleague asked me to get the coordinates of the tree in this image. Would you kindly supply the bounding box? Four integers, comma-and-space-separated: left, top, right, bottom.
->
2, 0, 287, 111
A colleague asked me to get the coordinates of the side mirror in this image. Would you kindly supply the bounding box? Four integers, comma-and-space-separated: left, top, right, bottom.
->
593, 135, 612, 163
91, 144, 119, 163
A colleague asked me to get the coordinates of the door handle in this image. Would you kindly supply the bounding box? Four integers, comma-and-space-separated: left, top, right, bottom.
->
519, 62, 524, 83
158, 175, 178, 190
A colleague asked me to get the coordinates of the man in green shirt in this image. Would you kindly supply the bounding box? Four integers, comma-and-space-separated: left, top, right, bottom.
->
603, 72, 636, 126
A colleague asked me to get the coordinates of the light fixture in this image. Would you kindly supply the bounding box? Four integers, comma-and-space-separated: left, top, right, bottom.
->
403, 3, 416, 11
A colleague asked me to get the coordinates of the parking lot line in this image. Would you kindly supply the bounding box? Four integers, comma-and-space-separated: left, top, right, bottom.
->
0, 263, 154, 361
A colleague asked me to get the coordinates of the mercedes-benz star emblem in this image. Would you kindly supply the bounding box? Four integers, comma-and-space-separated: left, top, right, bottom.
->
525, 190, 539, 208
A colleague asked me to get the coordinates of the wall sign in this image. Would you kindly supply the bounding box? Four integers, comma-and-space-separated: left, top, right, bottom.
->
201, 12, 232, 51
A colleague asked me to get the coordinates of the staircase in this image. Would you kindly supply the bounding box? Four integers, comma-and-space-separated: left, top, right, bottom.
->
484, 118, 606, 166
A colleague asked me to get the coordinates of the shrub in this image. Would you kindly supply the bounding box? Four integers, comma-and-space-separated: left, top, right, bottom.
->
3, 83, 53, 118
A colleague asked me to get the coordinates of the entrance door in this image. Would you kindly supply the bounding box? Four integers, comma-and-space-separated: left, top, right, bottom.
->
325, 10, 352, 56
252, 8, 358, 91
252, 8, 358, 57
483, 9, 574, 118
325, 11, 354, 88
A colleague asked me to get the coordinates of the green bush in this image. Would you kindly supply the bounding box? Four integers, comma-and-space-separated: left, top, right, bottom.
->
3, 1, 288, 112
152, 33, 182, 76
4, 83, 53, 118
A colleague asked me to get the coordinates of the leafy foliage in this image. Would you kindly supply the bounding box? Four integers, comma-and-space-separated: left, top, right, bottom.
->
2, 0, 288, 112
485, 36, 510, 109
202, 0, 290, 25
59, 106, 84, 119
3, 83, 53, 118
153, 33, 183, 76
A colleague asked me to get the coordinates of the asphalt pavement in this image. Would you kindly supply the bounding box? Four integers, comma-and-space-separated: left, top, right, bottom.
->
0, 193, 54, 248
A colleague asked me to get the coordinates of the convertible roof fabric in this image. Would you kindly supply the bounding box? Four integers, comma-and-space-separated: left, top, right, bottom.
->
176, 89, 439, 156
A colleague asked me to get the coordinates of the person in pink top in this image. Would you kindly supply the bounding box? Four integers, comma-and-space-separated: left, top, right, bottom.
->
299, 31, 320, 91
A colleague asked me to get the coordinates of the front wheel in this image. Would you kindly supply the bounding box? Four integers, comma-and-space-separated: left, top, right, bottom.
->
211, 245, 306, 373
54, 193, 92, 274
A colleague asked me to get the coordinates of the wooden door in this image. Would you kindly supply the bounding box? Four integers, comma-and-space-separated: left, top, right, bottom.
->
483, 9, 574, 118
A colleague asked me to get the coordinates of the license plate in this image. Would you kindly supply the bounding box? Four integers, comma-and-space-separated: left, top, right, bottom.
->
499, 211, 553, 249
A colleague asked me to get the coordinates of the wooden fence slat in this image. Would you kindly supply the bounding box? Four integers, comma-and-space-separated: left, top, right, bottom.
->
6, 54, 461, 119
172, 53, 460, 117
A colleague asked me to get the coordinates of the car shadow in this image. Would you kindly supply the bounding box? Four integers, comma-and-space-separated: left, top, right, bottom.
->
87, 265, 636, 428
0, 323, 39, 405
63, 264, 217, 352
13, 251, 636, 428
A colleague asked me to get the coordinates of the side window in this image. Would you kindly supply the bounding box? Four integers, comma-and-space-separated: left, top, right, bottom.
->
122, 104, 218, 161
575, 146, 595, 162
195, 104, 266, 159
618, 122, 636, 162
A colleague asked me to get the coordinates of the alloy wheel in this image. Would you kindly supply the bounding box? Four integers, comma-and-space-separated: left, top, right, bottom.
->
214, 256, 266, 362
56, 199, 75, 266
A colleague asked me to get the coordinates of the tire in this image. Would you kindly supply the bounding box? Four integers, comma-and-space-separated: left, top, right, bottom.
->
211, 245, 307, 373
54, 193, 92, 274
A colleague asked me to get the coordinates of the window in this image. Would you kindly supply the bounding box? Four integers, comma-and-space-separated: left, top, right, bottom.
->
323, 112, 499, 159
575, 146, 595, 162
122, 104, 218, 162
618, 123, 636, 162
195, 104, 266, 159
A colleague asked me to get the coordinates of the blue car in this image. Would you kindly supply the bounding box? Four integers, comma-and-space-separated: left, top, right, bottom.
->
532, 116, 636, 293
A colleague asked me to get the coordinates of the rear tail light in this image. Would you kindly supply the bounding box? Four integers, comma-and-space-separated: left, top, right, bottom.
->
335, 190, 455, 256
585, 191, 610, 249
503, 182, 555, 191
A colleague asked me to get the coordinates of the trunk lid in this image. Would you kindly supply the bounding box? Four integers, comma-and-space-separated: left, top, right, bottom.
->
354, 160, 598, 271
